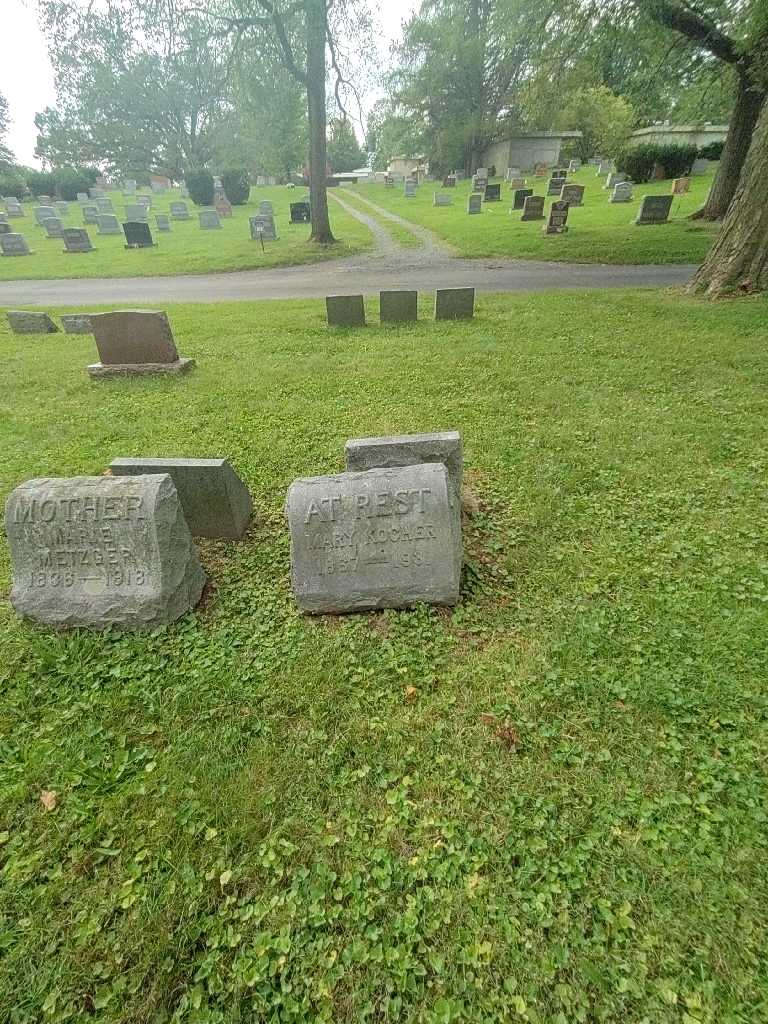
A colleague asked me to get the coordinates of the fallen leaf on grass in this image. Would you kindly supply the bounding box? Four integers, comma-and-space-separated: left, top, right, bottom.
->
40, 790, 58, 812
404, 686, 418, 702
495, 723, 521, 751
479, 713, 497, 726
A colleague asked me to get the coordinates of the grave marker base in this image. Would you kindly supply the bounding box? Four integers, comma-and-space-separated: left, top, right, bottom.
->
87, 357, 195, 379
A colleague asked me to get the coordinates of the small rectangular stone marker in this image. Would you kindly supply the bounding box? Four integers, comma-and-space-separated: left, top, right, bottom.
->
82, 204, 100, 225
544, 200, 570, 234
404, 179, 417, 197
215, 198, 233, 217
290, 201, 311, 223
136, 195, 152, 208
155, 214, 171, 232
560, 183, 584, 206
484, 183, 501, 202
435, 287, 474, 320
199, 210, 221, 229
345, 431, 463, 501
326, 295, 365, 327
512, 187, 533, 210
671, 176, 690, 195
443, 174, 456, 187
61, 314, 94, 334
635, 194, 673, 225
384, 175, 394, 187
691, 158, 709, 175
508, 177, 525, 190
55, 201, 69, 216
43, 217, 64, 238
249, 214, 278, 241
97, 214, 122, 235
0, 233, 31, 256
76, 192, 89, 203
258, 200, 273, 215
96, 198, 113, 213
62, 228, 95, 253
5, 474, 206, 629
604, 172, 625, 190
123, 221, 155, 248
433, 193, 452, 207
380, 290, 418, 323
285, 463, 462, 614
88, 310, 194, 378
547, 176, 566, 196
610, 181, 633, 203
170, 201, 189, 220
521, 195, 545, 220
110, 457, 253, 539
7, 311, 59, 334
467, 193, 482, 214
0, 222, 11, 235
34, 205, 57, 226
125, 204, 148, 222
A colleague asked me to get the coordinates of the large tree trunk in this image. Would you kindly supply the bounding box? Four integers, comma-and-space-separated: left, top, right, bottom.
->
306, 0, 335, 244
698, 69, 765, 221
687, 98, 768, 298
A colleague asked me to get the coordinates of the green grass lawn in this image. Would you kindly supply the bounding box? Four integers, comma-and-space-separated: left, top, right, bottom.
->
0, 187, 373, 281
2, 290, 767, 1022
349, 168, 720, 264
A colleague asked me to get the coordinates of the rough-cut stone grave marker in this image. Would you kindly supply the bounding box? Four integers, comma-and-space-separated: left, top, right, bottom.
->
635, 194, 673, 225
97, 214, 122, 235
346, 431, 463, 501
521, 195, 545, 220
6, 311, 59, 334
123, 221, 155, 248
671, 177, 690, 195
0, 233, 32, 256
199, 210, 221, 230
88, 310, 195, 378
62, 228, 95, 253
380, 290, 418, 323
326, 295, 365, 327
435, 287, 474, 320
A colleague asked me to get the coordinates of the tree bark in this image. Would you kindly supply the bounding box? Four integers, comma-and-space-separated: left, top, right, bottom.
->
686, 98, 768, 298
698, 69, 765, 221
305, 0, 335, 244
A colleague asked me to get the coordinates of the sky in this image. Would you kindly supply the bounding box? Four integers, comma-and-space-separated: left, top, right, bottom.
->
1, 0, 419, 168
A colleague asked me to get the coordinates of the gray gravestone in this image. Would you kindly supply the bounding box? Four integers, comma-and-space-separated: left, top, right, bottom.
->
123, 221, 155, 248
285, 463, 462, 614
96, 198, 113, 213
345, 431, 463, 501
610, 181, 633, 203
604, 172, 625, 190
258, 200, 273, 215
55, 201, 69, 216
125, 204, 148, 222
635, 194, 673, 225
34, 205, 57, 226
404, 179, 417, 197
97, 214, 122, 235
136, 195, 152, 208
326, 295, 365, 327
88, 310, 194, 378
61, 314, 94, 334
110, 458, 253, 540
0, 222, 11, 234
155, 214, 171, 232
433, 193, 452, 207
484, 183, 501, 202
249, 214, 278, 241
76, 192, 89, 203
5, 474, 206, 629
6, 311, 59, 334
560, 183, 584, 206
547, 176, 566, 196
512, 188, 533, 210
170, 201, 189, 220
62, 228, 95, 253
380, 290, 418, 323
82, 204, 100, 225
0, 233, 31, 256
124, 179, 137, 192
89, 187, 105, 199
5, 203, 23, 218
467, 193, 482, 215
43, 217, 64, 238
435, 287, 474, 320
199, 210, 221, 230
521, 195, 545, 221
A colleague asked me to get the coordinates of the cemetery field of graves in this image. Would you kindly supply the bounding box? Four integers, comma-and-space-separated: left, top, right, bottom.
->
347, 167, 720, 265
2, 289, 768, 1022
0, 187, 373, 281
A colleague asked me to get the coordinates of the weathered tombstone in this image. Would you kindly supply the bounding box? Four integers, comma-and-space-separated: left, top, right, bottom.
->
380, 290, 418, 323
215, 198, 233, 217
547, 176, 566, 196
4, 474, 206, 629
62, 228, 95, 253
404, 179, 417, 197
442, 174, 456, 188
568, 158, 582, 171
435, 287, 474, 320
610, 181, 634, 203
560, 183, 585, 206
432, 193, 452, 207
0, 211, 7, 223
534, 162, 548, 177
635, 194, 673, 225
6, 203, 23, 218
604, 172, 626, 190
472, 176, 487, 192
520, 195, 545, 221
467, 193, 483, 215
43, 217, 64, 239
123, 221, 156, 248
88, 310, 194, 378
155, 214, 171, 232
76, 192, 89, 203
671, 176, 690, 195
96, 197, 114, 213
691, 158, 709, 176
0, 233, 32, 256
97, 214, 122, 235
55, 201, 69, 217
249, 214, 278, 241
199, 210, 221, 230
170, 201, 190, 220
290, 201, 311, 223
124, 204, 149, 223
384, 175, 394, 187
508, 166, 522, 179
61, 314, 94, 334
285, 462, 462, 614
34, 205, 57, 227
543, 199, 570, 234
89, 187, 105, 199
258, 200, 273, 215
484, 183, 501, 202
82, 204, 100, 225
110, 458, 252, 539
475, 167, 488, 178
512, 187, 533, 211
345, 431, 463, 501
508, 177, 526, 190
136, 195, 152, 208
651, 163, 666, 181
326, 295, 365, 327
6, 311, 59, 334
0, 222, 11, 235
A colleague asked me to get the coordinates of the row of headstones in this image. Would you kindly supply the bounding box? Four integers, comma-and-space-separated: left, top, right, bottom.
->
326, 288, 475, 326
5, 430, 464, 628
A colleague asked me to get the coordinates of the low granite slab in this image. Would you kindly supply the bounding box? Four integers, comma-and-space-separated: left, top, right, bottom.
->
7, 311, 59, 334
61, 314, 94, 334
435, 287, 474, 320
345, 431, 463, 500
326, 295, 365, 327
87, 358, 195, 379
380, 290, 417, 323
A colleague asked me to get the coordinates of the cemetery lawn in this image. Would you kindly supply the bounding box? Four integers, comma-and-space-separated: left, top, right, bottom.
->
2, 288, 768, 1022
349, 168, 720, 264
0, 187, 372, 281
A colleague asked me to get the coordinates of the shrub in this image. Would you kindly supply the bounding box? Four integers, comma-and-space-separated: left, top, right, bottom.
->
698, 140, 724, 160
615, 142, 697, 182
27, 170, 57, 197
0, 169, 27, 199
221, 169, 250, 205
186, 169, 215, 206
54, 166, 94, 201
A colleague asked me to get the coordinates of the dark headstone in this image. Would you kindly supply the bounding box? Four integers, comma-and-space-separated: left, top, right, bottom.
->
7, 311, 59, 334
290, 201, 311, 224
484, 183, 501, 202
380, 290, 418, 323
512, 188, 533, 211
635, 195, 673, 225
520, 195, 545, 221
544, 200, 570, 234
435, 288, 474, 320
123, 221, 156, 248
62, 228, 95, 253
326, 295, 365, 327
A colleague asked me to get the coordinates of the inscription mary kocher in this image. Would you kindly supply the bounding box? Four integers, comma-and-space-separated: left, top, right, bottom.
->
5, 475, 206, 629
285, 463, 462, 614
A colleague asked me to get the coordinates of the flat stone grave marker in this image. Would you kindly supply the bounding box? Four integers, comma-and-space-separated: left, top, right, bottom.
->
0, 211, 7, 222
155, 214, 171, 232
610, 181, 633, 203
544, 199, 570, 234
97, 214, 122, 235
547, 176, 566, 196
285, 463, 462, 614
61, 314, 94, 334
170, 201, 189, 220
123, 221, 156, 248
199, 210, 221, 230
484, 183, 501, 202
326, 295, 365, 327
110, 458, 253, 540
215, 198, 233, 217
0, 233, 31, 256
380, 290, 418, 323
62, 228, 95, 253
258, 201, 273, 215
0, 222, 11, 235
467, 193, 482, 214
435, 287, 474, 320
521, 195, 545, 220
124, 204, 148, 222
34, 205, 57, 226
635, 194, 673, 225
290, 201, 311, 223
4, 474, 205, 629
55, 201, 69, 216
88, 310, 194, 378
433, 193, 452, 207
604, 172, 626, 190
475, 167, 488, 178
43, 217, 64, 238
7, 311, 59, 334
512, 187, 533, 210
81, 205, 100, 225
671, 177, 690, 195
404, 179, 417, 197
249, 214, 278, 241
560, 183, 585, 206
346, 431, 463, 502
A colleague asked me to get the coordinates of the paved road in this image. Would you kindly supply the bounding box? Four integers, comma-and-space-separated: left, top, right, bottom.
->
0, 192, 696, 307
